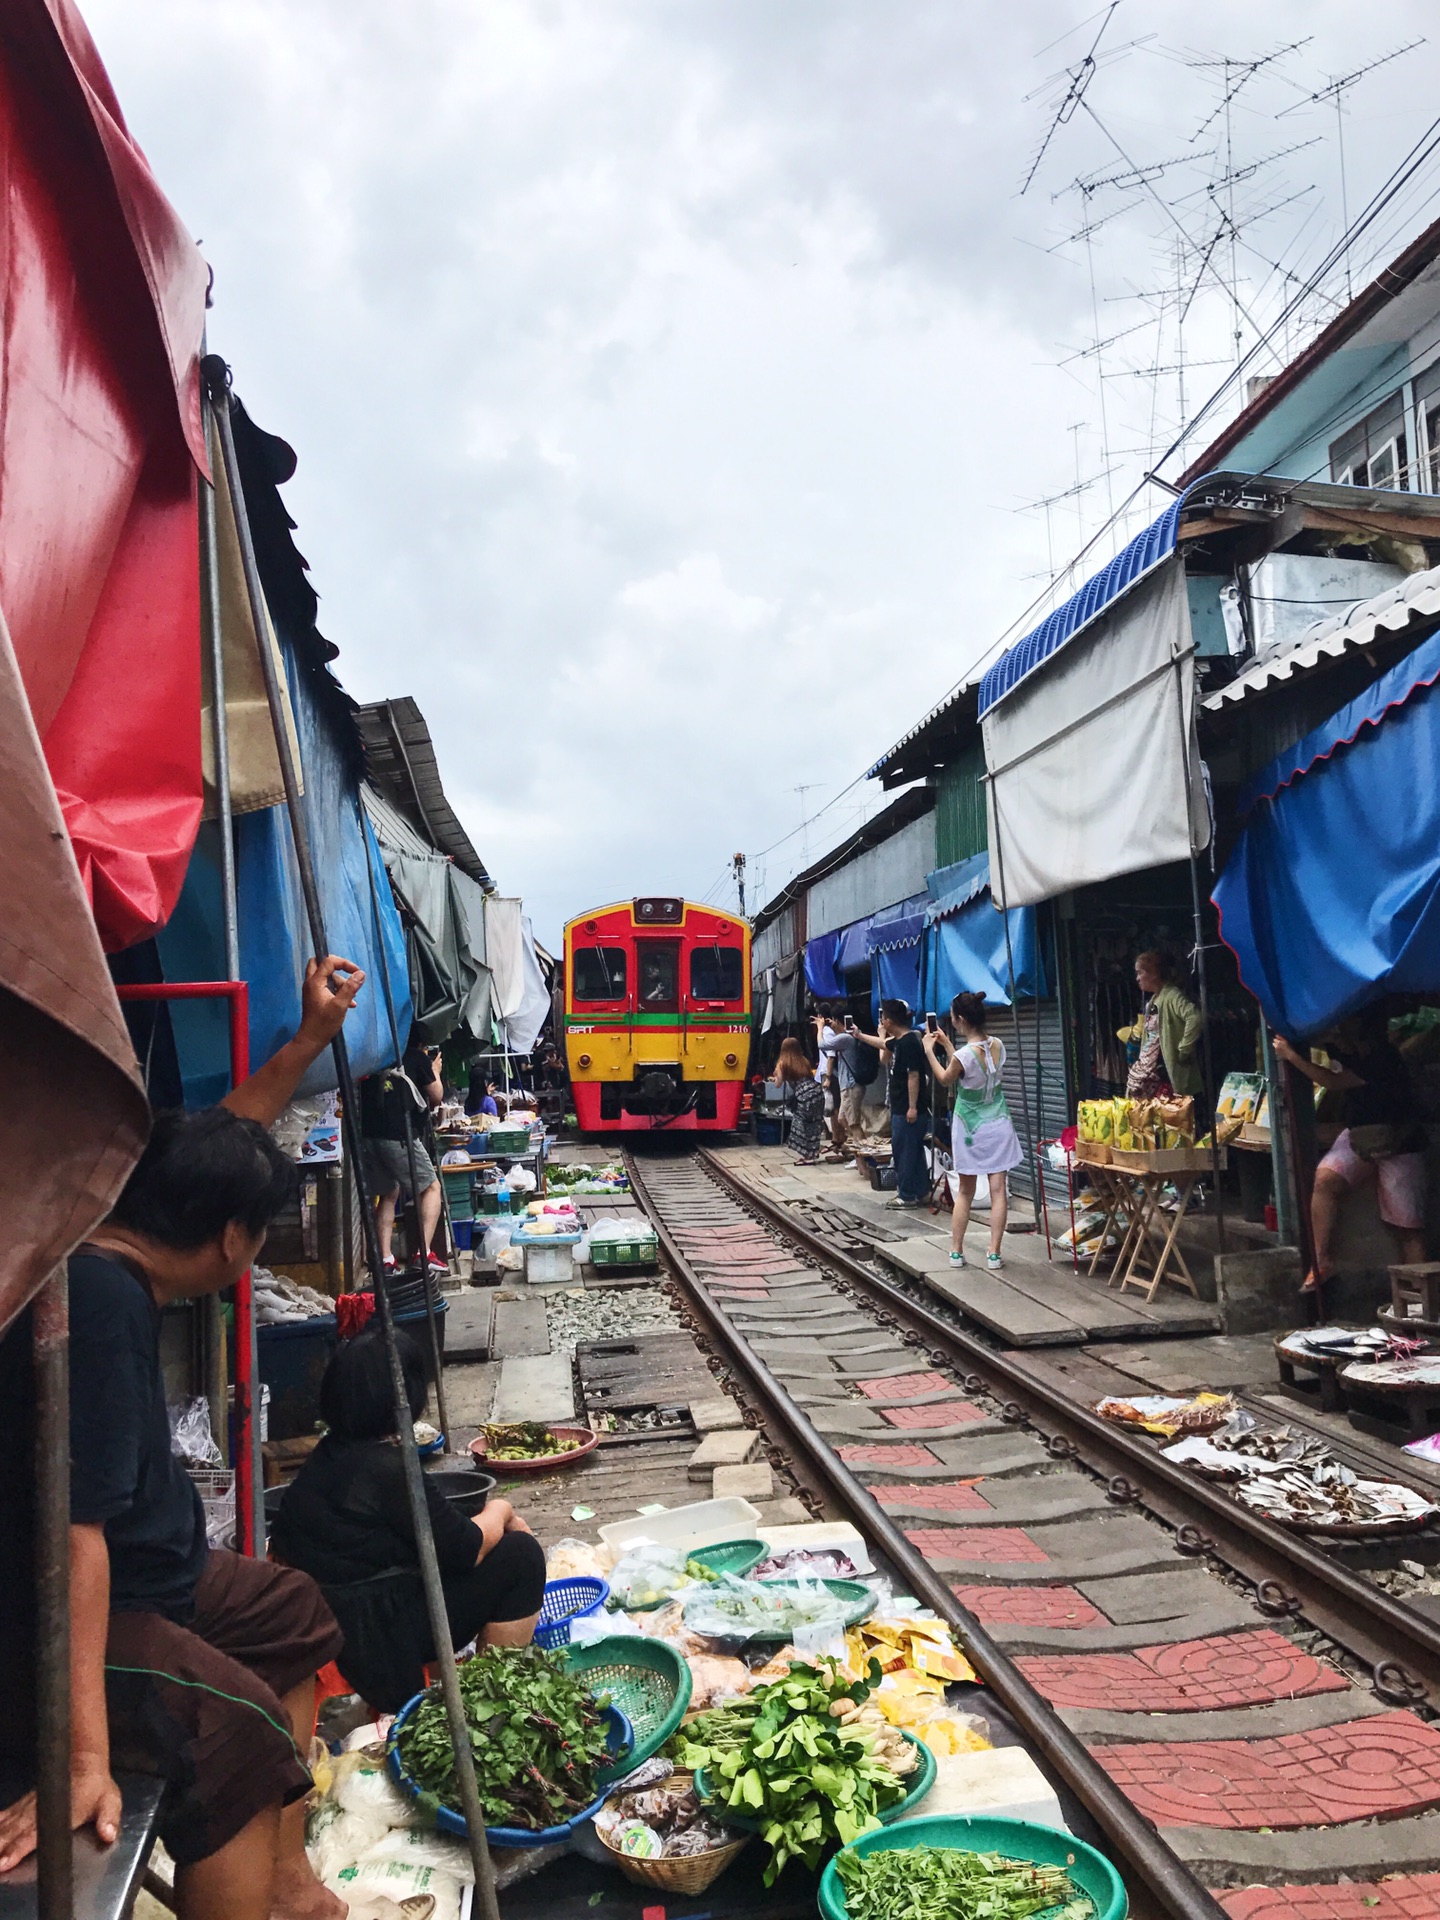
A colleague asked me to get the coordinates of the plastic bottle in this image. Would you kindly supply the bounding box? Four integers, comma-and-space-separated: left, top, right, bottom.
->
496, 1174, 511, 1217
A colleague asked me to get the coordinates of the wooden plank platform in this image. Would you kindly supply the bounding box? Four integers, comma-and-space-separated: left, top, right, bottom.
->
577, 1331, 715, 1415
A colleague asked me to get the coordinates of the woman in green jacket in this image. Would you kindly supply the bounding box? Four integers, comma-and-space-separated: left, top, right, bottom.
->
1118, 951, 1203, 1099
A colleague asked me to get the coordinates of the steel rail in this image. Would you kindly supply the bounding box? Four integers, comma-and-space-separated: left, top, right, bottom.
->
625, 1151, 1229, 1920
695, 1147, 1440, 1703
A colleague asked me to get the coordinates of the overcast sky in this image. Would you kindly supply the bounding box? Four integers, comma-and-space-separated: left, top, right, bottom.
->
88, 0, 1439, 946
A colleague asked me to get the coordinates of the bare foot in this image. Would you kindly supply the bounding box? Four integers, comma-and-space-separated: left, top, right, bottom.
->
271, 1855, 347, 1920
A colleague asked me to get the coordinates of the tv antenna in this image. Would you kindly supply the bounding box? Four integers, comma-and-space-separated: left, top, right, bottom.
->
793, 785, 821, 868
1278, 41, 1426, 299
1013, 468, 1113, 582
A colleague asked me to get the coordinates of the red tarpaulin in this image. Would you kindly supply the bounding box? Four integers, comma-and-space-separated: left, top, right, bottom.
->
0, 0, 210, 950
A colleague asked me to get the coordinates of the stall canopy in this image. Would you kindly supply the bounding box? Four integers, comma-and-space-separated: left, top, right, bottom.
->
980, 510, 1208, 909
1, 1, 210, 951
804, 930, 845, 1000
483, 897, 550, 1055
1214, 623, 1440, 1038
866, 896, 928, 1012
921, 854, 1043, 1009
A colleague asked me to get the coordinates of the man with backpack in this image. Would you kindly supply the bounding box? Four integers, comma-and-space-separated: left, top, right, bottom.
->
818, 1008, 879, 1158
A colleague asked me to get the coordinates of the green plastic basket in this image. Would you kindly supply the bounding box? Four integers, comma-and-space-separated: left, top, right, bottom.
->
440, 1169, 475, 1219
560, 1634, 692, 1768
682, 1575, 874, 1644
816, 1814, 1127, 1920
590, 1231, 659, 1269
687, 1538, 766, 1579
696, 1730, 935, 1834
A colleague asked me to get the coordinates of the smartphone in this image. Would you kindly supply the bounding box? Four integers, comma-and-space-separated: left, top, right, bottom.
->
844, 1016, 855, 1031
925, 1014, 938, 1033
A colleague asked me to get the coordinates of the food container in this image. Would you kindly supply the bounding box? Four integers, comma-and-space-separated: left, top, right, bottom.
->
467, 1423, 600, 1473
816, 1813, 1127, 1920
599, 1497, 761, 1559
511, 1221, 584, 1286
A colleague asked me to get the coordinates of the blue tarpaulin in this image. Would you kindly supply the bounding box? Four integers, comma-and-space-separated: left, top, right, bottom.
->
928, 898, 1042, 1010
1213, 625, 1440, 1037
874, 943, 922, 1013
836, 916, 874, 973
804, 930, 845, 999
157, 640, 411, 1104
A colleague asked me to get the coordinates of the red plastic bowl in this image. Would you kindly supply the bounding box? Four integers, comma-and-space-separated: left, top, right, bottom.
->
467, 1424, 600, 1473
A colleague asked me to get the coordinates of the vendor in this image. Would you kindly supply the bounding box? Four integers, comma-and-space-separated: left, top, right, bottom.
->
1118, 951, 1203, 1103
1275, 1008, 1428, 1295
360, 1030, 446, 1276
270, 1329, 545, 1712
0, 956, 364, 1920
465, 1075, 501, 1118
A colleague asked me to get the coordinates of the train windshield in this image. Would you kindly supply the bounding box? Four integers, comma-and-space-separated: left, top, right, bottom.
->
573, 946, 628, 1000
636, 942, 679, 1010
690, 946, 743, 1002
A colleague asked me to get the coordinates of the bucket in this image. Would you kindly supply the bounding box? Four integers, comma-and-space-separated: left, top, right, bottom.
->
395, 1298, 448, 1383
755, 1114, 783, 1146
256, 1315, 339, 1440
452, 1219, 475, 1251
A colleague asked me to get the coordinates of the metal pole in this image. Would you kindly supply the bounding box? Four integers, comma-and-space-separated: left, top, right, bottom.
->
33, 1270, 72, 1920
200, 392, 238, 1462
989, 819, 1039, 1216
1173, 657, 1227, 1254
202, 355, 500, 1917
1259, 1011, 1298, 1245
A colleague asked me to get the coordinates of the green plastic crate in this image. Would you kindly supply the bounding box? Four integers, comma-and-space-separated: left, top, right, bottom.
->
590, 1230, 659, 1269
440, 1169, 475, 1219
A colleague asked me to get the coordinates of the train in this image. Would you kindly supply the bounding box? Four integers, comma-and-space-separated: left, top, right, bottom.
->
562, 897, 751, 1132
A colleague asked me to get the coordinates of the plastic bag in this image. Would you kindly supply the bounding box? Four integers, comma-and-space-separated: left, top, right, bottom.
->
495, 1245, 525, 1273
328, 1858, 462, 1920
608, 1544, 690, 1610
546, 1537, 609, 1581
681, 1571, 854, 1641
168, 1396, 222, 1468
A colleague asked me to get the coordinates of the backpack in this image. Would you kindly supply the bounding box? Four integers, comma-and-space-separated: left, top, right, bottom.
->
851, 1039, 881, 1088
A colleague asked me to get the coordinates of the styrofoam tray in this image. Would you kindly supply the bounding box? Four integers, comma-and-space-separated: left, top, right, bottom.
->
599, 1496, 761, 1558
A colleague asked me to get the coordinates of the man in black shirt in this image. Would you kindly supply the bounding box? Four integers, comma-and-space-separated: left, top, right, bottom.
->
853, 998, 932, 1206
359, 1037, 445, 1273
0, 955, 364, 1920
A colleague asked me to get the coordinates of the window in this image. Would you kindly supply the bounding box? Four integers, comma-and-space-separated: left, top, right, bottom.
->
636, 943, 679, 1009
1414, 360, 1440, 493
573, 946, 627, 1000
1330, 391, 1408, 489
690, 946, 744, 1001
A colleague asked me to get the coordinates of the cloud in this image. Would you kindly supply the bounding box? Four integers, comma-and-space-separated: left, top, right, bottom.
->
82, 0, 1440, 941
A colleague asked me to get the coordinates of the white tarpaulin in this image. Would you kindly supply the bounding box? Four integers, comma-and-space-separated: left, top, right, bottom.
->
983, 558, 1209, 909
506, 915, 552, 1055
483, 895, 550, 1053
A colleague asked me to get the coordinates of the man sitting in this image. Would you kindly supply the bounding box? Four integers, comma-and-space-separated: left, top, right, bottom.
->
0, 956, 365, 1920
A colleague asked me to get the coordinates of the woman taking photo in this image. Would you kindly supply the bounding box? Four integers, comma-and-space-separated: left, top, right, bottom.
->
922, 993, 1022, 1270
772, 1035, 827, 1165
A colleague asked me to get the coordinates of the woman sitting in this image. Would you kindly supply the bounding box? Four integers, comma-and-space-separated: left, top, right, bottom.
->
772, 1035, 827, 1165
922, 992, 1022, 1271
270, 1328, 546, 1711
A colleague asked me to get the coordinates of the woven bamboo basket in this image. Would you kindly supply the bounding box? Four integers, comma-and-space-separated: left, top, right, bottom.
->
595, 1769, 749, 1893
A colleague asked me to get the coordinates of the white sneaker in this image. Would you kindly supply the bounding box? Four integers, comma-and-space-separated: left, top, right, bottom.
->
986, 1251, 1004, 1271
949, 1250, 967, 1268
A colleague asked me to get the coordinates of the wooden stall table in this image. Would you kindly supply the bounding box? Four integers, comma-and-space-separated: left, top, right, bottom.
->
1082, 1144, 1223, 1304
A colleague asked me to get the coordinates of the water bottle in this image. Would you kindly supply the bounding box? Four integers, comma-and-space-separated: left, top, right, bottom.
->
496, 1174, 511, 1216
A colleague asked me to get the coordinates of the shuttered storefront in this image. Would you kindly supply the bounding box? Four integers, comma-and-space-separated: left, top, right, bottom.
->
982, 999, 1070, 1208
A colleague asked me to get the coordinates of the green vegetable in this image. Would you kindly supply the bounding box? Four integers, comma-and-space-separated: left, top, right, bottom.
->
669, 1657, 905, 1883
396, 1646, 611, 1830
481, 1420, 573, 1460
835, 1843, 1094, 1919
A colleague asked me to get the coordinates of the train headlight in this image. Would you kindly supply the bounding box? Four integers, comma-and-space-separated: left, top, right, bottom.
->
577, 1053, 592, 1068
724, 1052, 738, 1067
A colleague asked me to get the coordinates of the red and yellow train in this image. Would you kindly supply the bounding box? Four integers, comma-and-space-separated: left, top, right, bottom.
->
562, 897, 751, 1132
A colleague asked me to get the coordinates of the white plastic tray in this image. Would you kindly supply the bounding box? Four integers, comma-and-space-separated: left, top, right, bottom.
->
598, 1496, 761, 1558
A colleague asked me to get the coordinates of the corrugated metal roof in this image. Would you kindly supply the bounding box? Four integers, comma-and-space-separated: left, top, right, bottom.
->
749, 787, 935, 937
353, 698, 491, 888
1204, 563, 1440, 714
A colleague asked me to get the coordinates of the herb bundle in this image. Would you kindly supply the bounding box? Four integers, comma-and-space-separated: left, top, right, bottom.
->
396, 1646, 611, 1830
835, 1844, 1095, 1920
671, 1657, 909, 1882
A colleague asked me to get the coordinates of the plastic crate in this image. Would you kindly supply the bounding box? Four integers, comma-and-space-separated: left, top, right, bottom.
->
535, 1575, 609, 1649
590, 1230, 659, 1269
487, 1127, 531, 1153
440, 1168, 475, 1219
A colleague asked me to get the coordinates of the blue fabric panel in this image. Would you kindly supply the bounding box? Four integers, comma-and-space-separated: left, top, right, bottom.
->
1240, 624, 1440, 812
929, 900, 1041, 1011
804, 930, 845, 999
924, 852, 991, 924
158, 650, 411, 1100
978, 493, 1188, 716
836, 916, 873, 972
1213, 666, 1440, 1037
874, 941, 922, 1012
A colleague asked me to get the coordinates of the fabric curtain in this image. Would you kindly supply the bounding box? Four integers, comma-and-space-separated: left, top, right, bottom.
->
983, 559, 1209, 909
772, 953, 802, 1025
448, 868, 493, 1042
1213, 624, 1440, 1036
484, 897, 527, 1025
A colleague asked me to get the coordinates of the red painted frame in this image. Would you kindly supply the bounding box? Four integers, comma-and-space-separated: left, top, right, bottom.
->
114, 982, 256, 1551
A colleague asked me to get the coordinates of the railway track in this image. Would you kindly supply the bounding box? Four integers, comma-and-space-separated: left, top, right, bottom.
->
625, 1143, 1440, 1920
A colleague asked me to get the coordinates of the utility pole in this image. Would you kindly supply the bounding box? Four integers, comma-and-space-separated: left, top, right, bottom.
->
732, 851, 747, 917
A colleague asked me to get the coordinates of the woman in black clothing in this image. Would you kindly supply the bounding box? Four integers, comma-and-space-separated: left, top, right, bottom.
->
270, 1329, 546, 1711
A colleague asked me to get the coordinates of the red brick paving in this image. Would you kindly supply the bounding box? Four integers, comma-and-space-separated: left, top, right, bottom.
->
1222, 1879, 1440, 1918
1097, 1710, 1440, 1829
868, 1478, 991, 1508
881, 1400, 986, 1428
906, 1526, 1050, 1563
951, 1584, 1106, 1629
1019, 1629, 1351, 1712
837, 1444, 947, 1471
858, 1371, 952, 1399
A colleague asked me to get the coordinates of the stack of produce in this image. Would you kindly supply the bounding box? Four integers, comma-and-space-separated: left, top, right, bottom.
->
836, 1843, 1096, 1919
394, 1646, 610, 1830
671, 1657, 916, 1881
1077, 1095, 1195, 1151
479, 1420, 578, 1461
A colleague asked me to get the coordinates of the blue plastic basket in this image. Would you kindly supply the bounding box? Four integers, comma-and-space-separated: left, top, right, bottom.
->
386, 1691, 632, 1844
535, 1576, 610, 1649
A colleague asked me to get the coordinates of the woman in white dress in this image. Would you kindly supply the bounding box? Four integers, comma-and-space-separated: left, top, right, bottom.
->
921, 991, 1022, 1271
